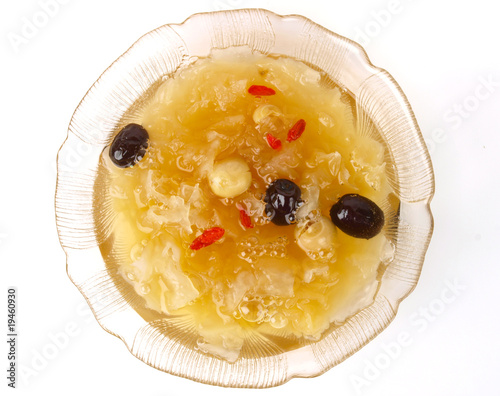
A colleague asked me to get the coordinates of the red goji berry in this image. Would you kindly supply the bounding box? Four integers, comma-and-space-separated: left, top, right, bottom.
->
189, 227, 225, 250
287, 119, 306, 142
239, 209, 254, 229
266, 133, 282, 150
248, 85, 276, 96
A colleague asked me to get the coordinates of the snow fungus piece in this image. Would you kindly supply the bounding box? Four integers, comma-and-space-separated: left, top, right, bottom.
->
295, 216, 337, 259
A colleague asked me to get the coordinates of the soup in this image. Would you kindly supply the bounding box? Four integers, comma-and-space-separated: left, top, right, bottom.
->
95, 48, 396, 362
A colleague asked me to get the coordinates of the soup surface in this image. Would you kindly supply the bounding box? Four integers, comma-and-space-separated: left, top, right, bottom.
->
96, 49, 395, 362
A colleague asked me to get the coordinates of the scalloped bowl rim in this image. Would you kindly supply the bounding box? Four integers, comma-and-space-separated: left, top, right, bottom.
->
56, 8, 434, 388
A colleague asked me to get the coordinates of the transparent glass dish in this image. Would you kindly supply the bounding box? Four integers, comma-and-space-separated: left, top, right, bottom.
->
55, 9, 434, 388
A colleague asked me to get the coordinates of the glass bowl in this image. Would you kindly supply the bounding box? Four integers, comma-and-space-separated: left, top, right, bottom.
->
55, 9, 434, 388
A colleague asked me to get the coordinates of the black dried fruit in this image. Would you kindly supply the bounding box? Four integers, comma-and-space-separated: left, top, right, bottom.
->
264, 179, 302, 226
109, 123, 149, 168
330, 194, 384, 239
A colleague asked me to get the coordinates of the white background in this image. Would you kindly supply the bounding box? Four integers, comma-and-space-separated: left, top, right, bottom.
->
1, 0, 499, 395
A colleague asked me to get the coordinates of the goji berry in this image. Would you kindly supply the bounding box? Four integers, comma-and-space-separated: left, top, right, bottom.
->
248, 85, 276, 96
287, 119, 306, 142
239, 209, 254, 229
189, 227, 225, 250
266, 133, 282, 150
